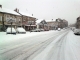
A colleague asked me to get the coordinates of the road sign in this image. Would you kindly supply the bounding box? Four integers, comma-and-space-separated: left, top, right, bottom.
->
7, 18, 15, 24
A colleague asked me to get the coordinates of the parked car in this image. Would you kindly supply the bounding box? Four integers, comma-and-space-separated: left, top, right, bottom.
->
74, 29, 80, 35
44, 29, 49, 31
58, 28, 61, 31
6, 27, 16, 34
16, 27, 26, 34
40, 29, 44, 31
31, 29, 41, 32
63, 28, 65, 30
71, 27, 76, 31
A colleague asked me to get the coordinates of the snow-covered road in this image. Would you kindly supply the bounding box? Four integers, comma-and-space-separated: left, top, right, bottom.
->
0, 29, 80, 60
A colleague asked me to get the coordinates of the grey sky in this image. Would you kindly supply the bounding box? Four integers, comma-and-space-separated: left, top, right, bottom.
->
0, 0, 80, 24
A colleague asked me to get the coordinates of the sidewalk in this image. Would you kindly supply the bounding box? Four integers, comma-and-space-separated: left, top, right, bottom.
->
0, 30, 61, 45
0, 31, 41, 44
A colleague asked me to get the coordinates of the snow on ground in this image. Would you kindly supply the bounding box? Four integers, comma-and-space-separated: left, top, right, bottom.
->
0, 30, 63, 46
32, 30, 68, 60
66, 30, 80, 60
32, 30, 80, 60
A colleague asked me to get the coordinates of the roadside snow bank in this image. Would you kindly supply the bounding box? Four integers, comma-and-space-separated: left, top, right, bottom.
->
0, 30, 61, 45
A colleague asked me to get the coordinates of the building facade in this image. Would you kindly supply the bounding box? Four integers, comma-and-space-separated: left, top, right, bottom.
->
0, 5, 22, 31
38, 20, 49, 31
0, 6, 37, 32
14, 8, 36, 31
47, 21, 58, 30
76, 16, 80, 29
56, 18, 68, 29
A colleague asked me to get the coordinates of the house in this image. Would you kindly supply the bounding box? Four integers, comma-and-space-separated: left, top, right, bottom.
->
36, 19, 49, 30
46, 19, 68, 30
76, 16, 80, 28
14, 8, 36, 31
36, 19, 43, 29
63, 19, 68, 28
56, 18, 68, 29
0, 5, 21, 31
46, 19, 58, 30
37, 19, 58, 30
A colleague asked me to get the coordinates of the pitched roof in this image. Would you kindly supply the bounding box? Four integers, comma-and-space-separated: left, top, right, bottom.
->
36, 19, 44, 24
0, 8, 20, 16
46, 19, 56, 22
19, 11, 36, 18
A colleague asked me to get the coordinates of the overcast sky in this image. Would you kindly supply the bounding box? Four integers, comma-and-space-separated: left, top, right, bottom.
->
0, 0, 80, 24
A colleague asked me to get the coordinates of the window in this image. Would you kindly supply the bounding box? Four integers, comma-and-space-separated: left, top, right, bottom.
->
0, 16, 2, 21
12, 18, 16, 22
19, 19, 21, 23
6, 17, 10, 22
27, 21, 35, 25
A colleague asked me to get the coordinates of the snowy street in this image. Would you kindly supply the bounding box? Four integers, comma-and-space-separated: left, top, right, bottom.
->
0, 29, 80, 60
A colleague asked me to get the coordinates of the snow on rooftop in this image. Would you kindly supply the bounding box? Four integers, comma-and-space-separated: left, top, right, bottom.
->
19, 11, 36, 18
36, 19, 44, 24
36, 19, 56, 24
0, 7, 36, 18
46, 19, 56, 22
0, 8, 20, 16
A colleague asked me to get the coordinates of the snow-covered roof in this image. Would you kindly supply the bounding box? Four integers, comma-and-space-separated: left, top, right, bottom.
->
36, 19, 44, 24
0, 8, 20, 16
46, 19, 56, 22
36, 19, 56, 24
19, 11, 36, 18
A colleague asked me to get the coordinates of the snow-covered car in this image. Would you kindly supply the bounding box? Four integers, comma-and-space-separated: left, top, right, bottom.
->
71, 27, 76, 31
40, 29, 44, 31
58, 28, 61, 31
74, 29, 80, 35
63, 28, 65, 30
6, 27, 16, 34
16, 27, 26, 34
31, 29, 41, 32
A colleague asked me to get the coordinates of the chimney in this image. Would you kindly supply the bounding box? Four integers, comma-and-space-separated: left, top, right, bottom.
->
14, 8, 17, 12
32, 14, 33, 16
17, 9, 19, 13
0, 5, 2, 8
14, 8, 19, 13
